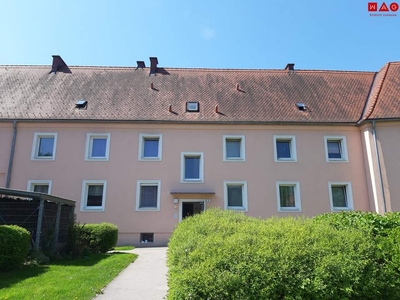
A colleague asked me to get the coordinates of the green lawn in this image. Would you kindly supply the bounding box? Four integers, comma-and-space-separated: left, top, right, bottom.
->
112, 245, 135, 251
0, 252, 137, 300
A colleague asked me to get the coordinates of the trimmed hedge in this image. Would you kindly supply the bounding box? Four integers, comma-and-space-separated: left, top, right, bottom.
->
0, 225, 30, 271
67, 222, 118, 257
167, 209, 400, 300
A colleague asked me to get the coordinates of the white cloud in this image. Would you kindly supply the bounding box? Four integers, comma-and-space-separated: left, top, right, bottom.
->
200, 26, 216, 40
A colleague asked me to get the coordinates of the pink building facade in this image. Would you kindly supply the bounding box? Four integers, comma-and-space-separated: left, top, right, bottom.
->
0, 57, 399, 246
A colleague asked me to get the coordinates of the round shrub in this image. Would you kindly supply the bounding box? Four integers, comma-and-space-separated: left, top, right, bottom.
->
0, 225, 30, 271
167, 209, 390, 300
86, 223, 118, 253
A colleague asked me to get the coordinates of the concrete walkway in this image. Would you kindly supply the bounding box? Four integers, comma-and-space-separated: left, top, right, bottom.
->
94, 247, 168, 300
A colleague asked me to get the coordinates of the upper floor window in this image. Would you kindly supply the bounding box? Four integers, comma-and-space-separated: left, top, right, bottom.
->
276, 181, 301, 212
273, 135, 297, 162
224, 181, 248, 211
223, 135, 246, 161
27, 180, 52, 194
324, 136, 348, 162
31, 132, 58, 160
85, 133, 110, 161
81, 180, 107, 211
138, 134, 162, 161
328, 181, 353, 211
181, 152, 204, 183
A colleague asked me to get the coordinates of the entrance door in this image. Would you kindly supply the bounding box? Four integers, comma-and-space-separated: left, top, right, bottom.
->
180, 200, 205, 221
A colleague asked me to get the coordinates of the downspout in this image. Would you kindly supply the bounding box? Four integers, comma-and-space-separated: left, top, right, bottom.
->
6, 120, 17, 188
372, 120, 387, 213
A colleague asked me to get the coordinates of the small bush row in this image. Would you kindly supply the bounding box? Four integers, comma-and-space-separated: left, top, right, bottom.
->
0, 225, 30, 271
167, 209, 400, 300
67, 222, 118, 257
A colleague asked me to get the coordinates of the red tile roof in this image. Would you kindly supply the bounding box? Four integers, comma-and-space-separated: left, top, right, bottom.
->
0, 63, 390, 124
365, 62, 400, 120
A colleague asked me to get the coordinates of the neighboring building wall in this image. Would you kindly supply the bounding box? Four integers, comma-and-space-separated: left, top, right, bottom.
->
372, 122, 400, 212
0, 122, 13, 187
8, 122, 370, 246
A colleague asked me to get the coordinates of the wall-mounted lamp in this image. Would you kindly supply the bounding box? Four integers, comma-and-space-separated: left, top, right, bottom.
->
173, 198, 179, 204
206, 199, 211, 203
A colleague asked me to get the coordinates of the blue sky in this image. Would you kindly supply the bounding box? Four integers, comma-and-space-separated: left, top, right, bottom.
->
0, 0, 399, 71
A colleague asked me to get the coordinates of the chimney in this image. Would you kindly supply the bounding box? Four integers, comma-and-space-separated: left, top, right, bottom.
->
136, 61, 146, 69
284, 63, 295, 71
50, 55, 69, 74
149, 57, 158, 76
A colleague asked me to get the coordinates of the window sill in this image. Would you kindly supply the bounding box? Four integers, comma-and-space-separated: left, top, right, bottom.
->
227, 207, 247, 211
85, 157, 109, 162
181, 179, 204, 184
139, 157, 162, 161
332, 207, 353, 211
136, 208, 160, 211
275, 158, 297, 163
326, 159, 349, 163
32, 157, 55, 161
224, 157, 246, 162
81, 208, 105, 212
278, 208, 301, 212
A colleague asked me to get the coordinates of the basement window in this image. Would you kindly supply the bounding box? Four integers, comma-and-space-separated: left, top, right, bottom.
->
140, 233, 154, 243
186, 102, 199, 112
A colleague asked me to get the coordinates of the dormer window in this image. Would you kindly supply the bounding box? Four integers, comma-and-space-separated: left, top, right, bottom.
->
186, 102, 199, 112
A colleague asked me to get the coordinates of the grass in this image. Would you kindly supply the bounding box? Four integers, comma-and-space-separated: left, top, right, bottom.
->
0, 252, 137, 300
112, 245, 135, 251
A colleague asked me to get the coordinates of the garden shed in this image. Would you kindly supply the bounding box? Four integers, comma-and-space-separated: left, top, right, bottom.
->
0, 188, 75, 251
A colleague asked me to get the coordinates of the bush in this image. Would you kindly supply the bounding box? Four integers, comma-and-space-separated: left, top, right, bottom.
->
313, 211, 400, 236
67, 222, 118, 257
0, 225, 30, 271
167, 209, 397, 300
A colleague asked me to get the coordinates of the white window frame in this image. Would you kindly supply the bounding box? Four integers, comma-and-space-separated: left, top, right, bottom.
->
224, 181, 248, 211
31, 132, 58, 161
276, 181, 301, 212
223, 135, 246, 162
85, 133, 111, 161
27, 180, 52, 194
273, 135, 297, 162
138, 133, 163, 161
324, 136, 348, 162
135, 180, 161, 211
181, 152, 204, 183
328, 181, 353, 211
80, 180, 107, 212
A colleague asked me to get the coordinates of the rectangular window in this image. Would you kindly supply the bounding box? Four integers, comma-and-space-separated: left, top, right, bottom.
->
31, 132, 58, 160
274, 135, 297, 162
224, 181, 248, 211
328, 182, 353, 211
181, 152, 204, 183
85, 133, 111, 161
138, 134, 162, 161
324, 136, 348, 162
27, 180, 52, 194
136, 180, 161, 211
276, 181, 301, 212
223, 135, 246, 161
140, 233, 154, 243
81, 180, 107, 211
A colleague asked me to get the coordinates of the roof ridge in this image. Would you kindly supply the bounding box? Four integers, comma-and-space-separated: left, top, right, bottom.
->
363, 62, 391, 121
0, 65, 375, 74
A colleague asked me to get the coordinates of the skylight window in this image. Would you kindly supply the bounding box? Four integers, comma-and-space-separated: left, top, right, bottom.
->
76, 100, 88, 109
296, 103, 306, 111
186, 102, 199, 112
